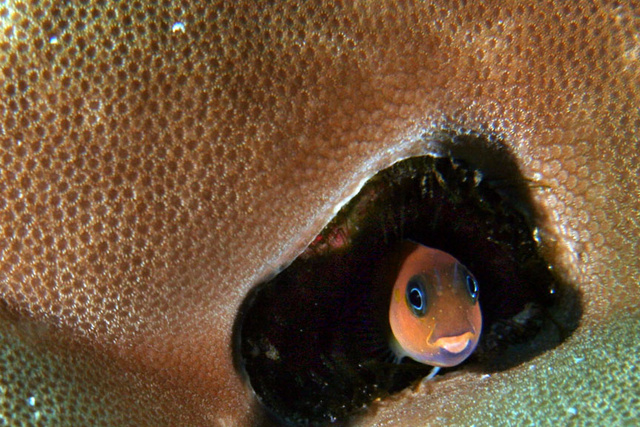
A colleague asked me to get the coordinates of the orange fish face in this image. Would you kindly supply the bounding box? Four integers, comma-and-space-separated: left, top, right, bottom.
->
389, 241, 482, 367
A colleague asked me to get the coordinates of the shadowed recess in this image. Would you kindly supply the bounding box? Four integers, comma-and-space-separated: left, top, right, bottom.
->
235, 134, 581, 426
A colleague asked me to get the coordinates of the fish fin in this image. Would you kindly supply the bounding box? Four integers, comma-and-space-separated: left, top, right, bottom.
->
329, 283, 393, 364
425, 366, 441, 380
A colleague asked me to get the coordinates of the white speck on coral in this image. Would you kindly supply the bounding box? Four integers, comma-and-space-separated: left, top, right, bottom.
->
172, 22, 186, 33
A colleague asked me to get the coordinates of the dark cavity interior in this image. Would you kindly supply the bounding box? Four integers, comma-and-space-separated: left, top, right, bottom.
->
233, 133, 581, 426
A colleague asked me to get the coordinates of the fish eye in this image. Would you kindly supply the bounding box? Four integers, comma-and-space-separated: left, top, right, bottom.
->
406, 275, 428, 316
466, 273, 479, 302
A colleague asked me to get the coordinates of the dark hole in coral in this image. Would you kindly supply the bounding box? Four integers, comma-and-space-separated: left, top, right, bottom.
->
233, 133, 581, 426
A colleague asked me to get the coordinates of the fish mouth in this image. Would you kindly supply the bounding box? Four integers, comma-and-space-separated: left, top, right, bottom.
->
434, 333, 474, 354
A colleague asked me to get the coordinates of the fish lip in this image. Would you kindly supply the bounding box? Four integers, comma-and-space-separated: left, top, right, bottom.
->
440, 338, 470, 354
433, 333, 475, 355
424, 341, 475, 368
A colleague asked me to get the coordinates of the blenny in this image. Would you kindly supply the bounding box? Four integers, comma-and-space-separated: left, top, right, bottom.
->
386, 241, 482, 377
